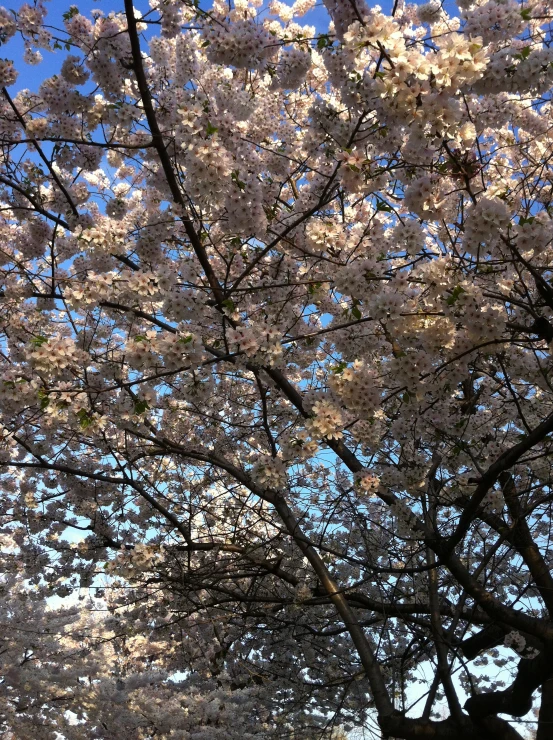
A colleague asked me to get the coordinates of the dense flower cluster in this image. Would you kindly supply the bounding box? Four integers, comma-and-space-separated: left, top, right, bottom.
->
251, 454, 288, 488
28, 337, 87, 375
307, 400, 344, 440
463, 197, 511, 256
203, 20, 275, 69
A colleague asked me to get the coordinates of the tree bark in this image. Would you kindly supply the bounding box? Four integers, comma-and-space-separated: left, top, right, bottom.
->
536, 677, 553, 740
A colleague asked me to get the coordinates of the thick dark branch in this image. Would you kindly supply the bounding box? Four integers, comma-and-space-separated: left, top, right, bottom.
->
499, 472, 553, 616
379, 711, 524, 740
259, 367, 553, 641
124, 1, 225, 306
445, 410, 553, 554
459, 623, 544, 661
537, 677, 553, 740
465, 649, 553, 720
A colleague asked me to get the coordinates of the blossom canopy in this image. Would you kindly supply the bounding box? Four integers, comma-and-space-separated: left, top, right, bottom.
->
0, 0, 553, 737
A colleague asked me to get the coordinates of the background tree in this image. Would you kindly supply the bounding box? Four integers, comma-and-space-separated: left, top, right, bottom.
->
0, 0, 553, 737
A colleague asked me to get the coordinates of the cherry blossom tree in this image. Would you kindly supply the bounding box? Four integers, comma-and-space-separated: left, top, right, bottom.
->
1, 0, 553, 736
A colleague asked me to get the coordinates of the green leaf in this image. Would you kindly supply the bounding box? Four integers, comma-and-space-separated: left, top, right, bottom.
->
317, 35, 330, 49
515, 46, 531, 61
376, 201, 394, 213
133, 335, 147, 343
308, 282, 322, 295
77, 408, 94, 428
179, 335, 193, 345
518, 216, 535, 226
331, 361, 347, 374
222, 298, 235, 313
37, 389, 50, 410
31, 336, 48, 346
446, 285, 466, 306
520, 8, 532, 20
206, 122, 218, 136
352, 305, 362, 320
264, 205, 277, 222
231, 170, 246, 190
133, 399, 150, 415
63, 6, 79, 21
